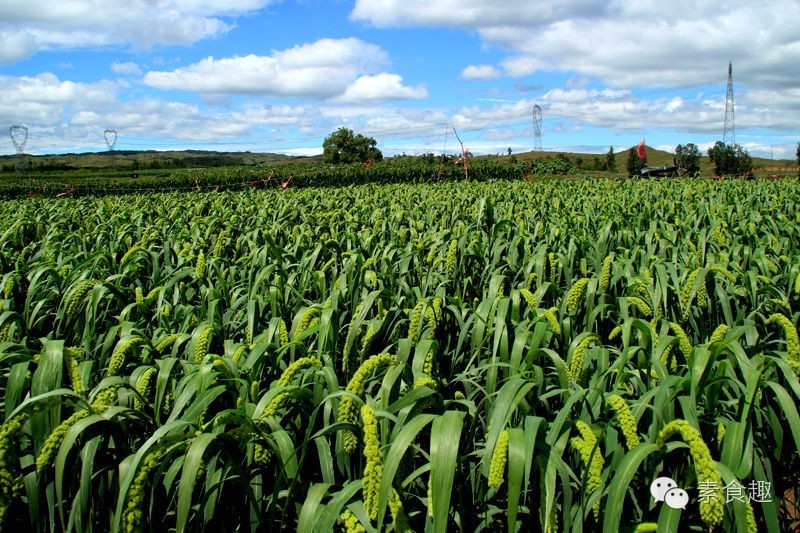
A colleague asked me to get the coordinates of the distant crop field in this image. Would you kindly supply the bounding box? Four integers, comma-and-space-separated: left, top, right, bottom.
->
0, 178, 799, 531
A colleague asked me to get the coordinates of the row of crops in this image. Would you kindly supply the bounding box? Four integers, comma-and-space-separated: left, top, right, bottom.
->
0, 156, 574, 199
1, 177, 799, 531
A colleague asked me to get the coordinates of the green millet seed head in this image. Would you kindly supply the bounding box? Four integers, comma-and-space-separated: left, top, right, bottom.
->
680, 268, 703, 319
108, 336, 144, 377
669, 322, 693, 360
565, 277, 590, 314
277, 357, 321, 387
657, 419, 724, 528
195, 251, 206, 278
262, 390, 296, 419
295, 307, 321, 338
707, 324, 730, 346
768, 313, 800, 364
134, 367, 158, 411
36, 409, 91, 471
193, 326, 214, 362
625, 296, 653, 317
599, 255, 613, 293
359, 323, 376, 359
388, 489, 411, 533
488, 430, 509, 489
445, 239, 458, 276
64, 279, 99, 321
155, 333, 181, 353
407, 298, 426, 344
360, 404, 383, 520
570, 420, 603, 519
520, 288, 537, 308
279, 319, 289, 346
569, 334, 599, 382
544, 307, 561, 335
607, 394, 640, 449
426, 243, 438, 265
346, 353, 400, 395
413, 375, 436, 389
338, 508, 366, 533
231, 344, 247, 364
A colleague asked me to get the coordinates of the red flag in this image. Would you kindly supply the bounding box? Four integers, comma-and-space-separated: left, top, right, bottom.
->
637, 139, 646, 160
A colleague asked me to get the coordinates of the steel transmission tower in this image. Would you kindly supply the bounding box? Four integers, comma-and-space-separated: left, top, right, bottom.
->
723, 62, 735, 146
9, 125, 28, 174
532, 104, 542, 152
104, 129, 117, 151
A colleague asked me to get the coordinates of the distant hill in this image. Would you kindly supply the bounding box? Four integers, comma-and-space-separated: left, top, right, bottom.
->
0, 150, 323, 172
507, 145, 795, 176
0, 146, 794, 176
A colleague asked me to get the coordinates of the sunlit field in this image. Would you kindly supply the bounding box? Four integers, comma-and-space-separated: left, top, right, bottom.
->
1, 177, 799, 532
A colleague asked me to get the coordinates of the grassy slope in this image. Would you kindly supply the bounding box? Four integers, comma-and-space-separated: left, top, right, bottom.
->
0, 146, 795, 184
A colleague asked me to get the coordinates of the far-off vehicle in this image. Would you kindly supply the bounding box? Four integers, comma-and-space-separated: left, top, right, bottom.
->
641, 165, 680, 178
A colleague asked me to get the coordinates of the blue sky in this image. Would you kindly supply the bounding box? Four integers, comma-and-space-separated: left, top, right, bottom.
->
1, 0, 798, 159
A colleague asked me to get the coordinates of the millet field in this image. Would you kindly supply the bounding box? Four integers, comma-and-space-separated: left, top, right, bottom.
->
1, 177, 799, 532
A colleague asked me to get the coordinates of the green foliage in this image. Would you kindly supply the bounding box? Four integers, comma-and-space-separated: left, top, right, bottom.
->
626, 147, 646, 177
606, 146, 616, 172
322, 127, 383, 164
674, 143, 701, 176
707, 141, 753, 176
0, 178, 799, 532
796, 142, 799, 178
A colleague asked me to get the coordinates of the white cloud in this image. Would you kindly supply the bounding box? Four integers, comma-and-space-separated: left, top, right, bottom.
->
0, 73, 116, 126
461, 65, 501, 80
111, 62, 142, 76
0, 0, 276, 65
350, 0, 600, 28
337, 74, 427, 103
144, 38, 426, 102
144, 38, 386, 98
352, 0, 800, 92
0, 30, 37, 64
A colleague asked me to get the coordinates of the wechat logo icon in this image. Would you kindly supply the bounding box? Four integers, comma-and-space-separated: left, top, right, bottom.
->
651, 477, 689, 510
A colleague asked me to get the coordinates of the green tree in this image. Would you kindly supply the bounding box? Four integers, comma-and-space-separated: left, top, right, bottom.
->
674, 143, 701, 177
605, 146, 616, 172
707, 141, 752, 176
626, 147, 645, 177
796, 142, 799, 178
322, 128, 383, 164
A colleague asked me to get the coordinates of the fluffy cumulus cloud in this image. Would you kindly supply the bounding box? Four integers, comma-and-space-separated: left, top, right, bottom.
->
144, 38, 426, 103
0, 0, 275, 65
0, 73, 117, 126
337, 74, 427, 102
352, 0, 800, 91
0, 72, 331, 153
461, 65, 501, 80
